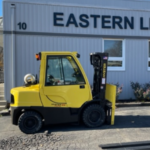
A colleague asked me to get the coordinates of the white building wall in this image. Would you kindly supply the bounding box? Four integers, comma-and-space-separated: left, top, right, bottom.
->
3, 0, 150, 102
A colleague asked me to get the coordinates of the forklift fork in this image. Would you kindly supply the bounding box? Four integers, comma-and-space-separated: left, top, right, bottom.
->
105, 84, 117, 125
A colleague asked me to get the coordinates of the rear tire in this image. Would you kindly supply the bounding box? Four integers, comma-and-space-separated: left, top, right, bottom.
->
82, 104, 105, 127
18, 111, 42, 134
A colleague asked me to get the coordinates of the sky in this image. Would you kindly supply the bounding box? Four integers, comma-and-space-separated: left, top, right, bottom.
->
0, 0, 2, 16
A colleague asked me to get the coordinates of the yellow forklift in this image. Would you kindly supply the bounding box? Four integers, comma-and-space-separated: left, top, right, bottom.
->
10, 51, 116, 134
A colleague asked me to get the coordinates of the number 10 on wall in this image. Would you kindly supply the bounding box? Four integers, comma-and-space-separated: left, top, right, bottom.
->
17, 22, 27, 30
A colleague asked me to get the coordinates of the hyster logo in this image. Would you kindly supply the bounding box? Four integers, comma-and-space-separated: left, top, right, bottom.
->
53, 12, 150, 30
103, 63, 106, 78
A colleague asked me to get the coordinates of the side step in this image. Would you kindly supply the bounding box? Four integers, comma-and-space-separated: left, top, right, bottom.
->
0, 100, 7, 105
100, 141, 150, 150
0, 95, 5, 100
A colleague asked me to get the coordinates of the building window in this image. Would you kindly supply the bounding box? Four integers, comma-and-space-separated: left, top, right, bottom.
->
148, 41, 150, 70
103, 39, 125, 71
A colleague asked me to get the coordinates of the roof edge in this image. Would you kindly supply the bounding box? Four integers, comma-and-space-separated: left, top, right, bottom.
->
3, 0, 150, 12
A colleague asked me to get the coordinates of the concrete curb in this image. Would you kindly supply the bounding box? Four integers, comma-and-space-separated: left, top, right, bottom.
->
116, 101, 150, 107
0, 109, 10, 116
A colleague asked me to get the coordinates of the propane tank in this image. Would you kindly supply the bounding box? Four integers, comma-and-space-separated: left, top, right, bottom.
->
24, 74, 36, 86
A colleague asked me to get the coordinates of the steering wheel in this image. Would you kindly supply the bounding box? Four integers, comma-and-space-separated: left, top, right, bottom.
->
48, 75, 55, 85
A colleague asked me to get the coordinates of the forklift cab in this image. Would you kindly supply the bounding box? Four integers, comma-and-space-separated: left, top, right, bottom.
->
41, 53, 92, 108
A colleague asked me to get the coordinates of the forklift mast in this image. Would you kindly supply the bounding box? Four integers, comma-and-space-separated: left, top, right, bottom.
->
90, 53, 108, 100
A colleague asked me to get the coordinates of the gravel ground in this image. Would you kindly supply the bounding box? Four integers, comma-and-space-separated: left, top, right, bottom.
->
0, 107, 150, 150
0, 132, 64, 150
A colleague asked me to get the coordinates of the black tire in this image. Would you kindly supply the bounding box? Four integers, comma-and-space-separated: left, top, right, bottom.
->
82, 104, 105, 128
18, 111, 42, 134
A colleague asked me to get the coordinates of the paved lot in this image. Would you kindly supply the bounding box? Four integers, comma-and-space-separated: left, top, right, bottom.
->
0, 107, 150, 150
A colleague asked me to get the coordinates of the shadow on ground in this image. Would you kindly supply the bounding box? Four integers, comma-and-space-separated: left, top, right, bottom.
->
39, 115, 150, 133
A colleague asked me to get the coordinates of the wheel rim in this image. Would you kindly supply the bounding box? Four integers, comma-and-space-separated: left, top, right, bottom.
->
88, 110, 101, 124
23, 117, 38, 130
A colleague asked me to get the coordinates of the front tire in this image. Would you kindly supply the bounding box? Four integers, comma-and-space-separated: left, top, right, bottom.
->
82, 104, 105, 127
18, 111, 42, 134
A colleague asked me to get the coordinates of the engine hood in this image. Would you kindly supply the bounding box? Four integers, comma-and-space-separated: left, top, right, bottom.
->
10, 84, 42, 107
11, 84, 39, 94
